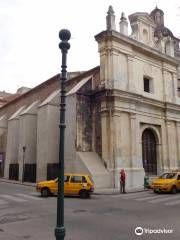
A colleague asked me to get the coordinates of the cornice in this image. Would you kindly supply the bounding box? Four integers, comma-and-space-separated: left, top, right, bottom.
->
95, 30, 180, 66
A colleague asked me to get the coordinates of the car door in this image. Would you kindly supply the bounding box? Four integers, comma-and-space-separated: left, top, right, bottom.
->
69, 175, 83, 195
176, 174, 180, 190
64, 175, 71, 195
51, 178, 58, 193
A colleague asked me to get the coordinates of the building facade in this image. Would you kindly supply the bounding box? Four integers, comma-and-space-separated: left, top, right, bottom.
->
0, 6, 180, 189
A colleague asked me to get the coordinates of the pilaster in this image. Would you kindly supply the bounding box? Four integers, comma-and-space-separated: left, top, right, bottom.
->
130, 113, 137, 167
127, 55, 134, 92
176, 122, 180, 167
166, 120, 178, 170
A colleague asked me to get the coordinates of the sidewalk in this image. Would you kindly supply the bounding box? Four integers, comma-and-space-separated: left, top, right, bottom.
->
93, 187, 148, 195
0, 177, 149, 195
0, 177, 36, 187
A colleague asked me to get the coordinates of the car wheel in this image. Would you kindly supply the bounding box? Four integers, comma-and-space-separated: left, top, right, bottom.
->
41, 188, 50, 197
153, 190, 159, 193
171, 186, 177, 194
79, 190, 89, 199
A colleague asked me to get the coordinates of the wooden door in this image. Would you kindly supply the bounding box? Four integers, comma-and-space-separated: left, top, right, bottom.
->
142, 129, 157, 175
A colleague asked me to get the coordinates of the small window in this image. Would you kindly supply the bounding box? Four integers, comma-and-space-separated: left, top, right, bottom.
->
144, 77, 150, 92
70, 176, 82, 183
143, 76, 153, 93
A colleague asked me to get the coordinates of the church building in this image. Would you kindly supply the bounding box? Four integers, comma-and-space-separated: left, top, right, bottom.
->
0, 6, 180, 190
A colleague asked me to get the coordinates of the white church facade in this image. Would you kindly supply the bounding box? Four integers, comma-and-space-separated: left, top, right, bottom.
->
0, 6, 180, 190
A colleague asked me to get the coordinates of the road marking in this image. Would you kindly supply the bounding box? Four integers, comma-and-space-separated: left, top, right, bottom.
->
148, 195, 180, 203
112, 190, 180, 206
112, 191, 149, 198
165, 199, 180, 206
15, 193, 42, 200
120, 192, 154, 199
1, 194, 27, 202
0, 199, 8, 205
134, 195, 164, 201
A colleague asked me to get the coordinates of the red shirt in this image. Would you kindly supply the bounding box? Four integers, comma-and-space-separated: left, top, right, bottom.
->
120, 171, 126, 182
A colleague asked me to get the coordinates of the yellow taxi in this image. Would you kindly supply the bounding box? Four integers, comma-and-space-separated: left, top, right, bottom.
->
36, 173, 94, 198
151, 172, 180, 194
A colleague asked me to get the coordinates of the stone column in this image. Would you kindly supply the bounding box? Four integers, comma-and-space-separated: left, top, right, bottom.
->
162, 67, 166, 101
176, 122, 180, 168
101, 106, 119, 188
161, 123, 169, 172
166, 120, 178, 170
130, 115, 145, 188
165, 120, 171, 169
165, 37, 174, 57
162, 68, 172, 102
111, 110, 121, 188
130, 113, 136, 167
172, 72, 178, 102
127, 55, 134, 92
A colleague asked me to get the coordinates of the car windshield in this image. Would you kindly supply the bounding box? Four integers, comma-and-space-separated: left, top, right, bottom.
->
88, 175, 94, 183
159, 173, 177, 179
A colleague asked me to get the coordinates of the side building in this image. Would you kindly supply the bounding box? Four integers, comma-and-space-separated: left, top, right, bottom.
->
0, 6, 180, 190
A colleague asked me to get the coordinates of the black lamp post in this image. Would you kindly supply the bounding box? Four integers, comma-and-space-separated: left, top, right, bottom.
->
54, 29, 71, 240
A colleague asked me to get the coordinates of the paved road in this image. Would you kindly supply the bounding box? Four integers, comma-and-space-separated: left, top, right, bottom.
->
0, 181, 180, 240
111, 190, 180, 206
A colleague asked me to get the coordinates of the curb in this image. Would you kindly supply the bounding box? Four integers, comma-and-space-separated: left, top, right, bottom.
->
0, 178, 150, 195
0, 178, 36, 187
93, 189, 149, 195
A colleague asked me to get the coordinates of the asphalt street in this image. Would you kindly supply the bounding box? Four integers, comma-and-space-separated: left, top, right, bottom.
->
0, 181, 180, 240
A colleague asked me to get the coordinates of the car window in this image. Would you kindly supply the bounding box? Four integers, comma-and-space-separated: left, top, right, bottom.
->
160, 173, 177, 179
82, 176, 87, 183
64, 175, 70, 182
70, 176, 82, 183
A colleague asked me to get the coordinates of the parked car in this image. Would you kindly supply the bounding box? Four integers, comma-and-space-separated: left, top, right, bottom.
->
36, 173, 94, 198
151, 172, 180, 193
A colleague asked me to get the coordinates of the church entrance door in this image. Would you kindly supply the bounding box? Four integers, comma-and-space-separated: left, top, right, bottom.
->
142, 129, 157, 175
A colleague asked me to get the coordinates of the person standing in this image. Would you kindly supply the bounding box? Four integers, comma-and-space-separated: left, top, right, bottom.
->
120, 169, 126, 193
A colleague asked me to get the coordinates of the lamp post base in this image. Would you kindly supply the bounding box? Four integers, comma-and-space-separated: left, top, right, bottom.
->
55, 226, 65, 240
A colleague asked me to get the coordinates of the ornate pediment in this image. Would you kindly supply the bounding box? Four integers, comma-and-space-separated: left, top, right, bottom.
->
128, 12, 156, 47
129, 12, 156, 27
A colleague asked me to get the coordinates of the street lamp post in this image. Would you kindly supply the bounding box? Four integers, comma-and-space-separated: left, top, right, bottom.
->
55, 29, 71, 240
22, 146, 26, 182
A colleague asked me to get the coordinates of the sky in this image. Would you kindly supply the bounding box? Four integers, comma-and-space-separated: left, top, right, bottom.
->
0, 0, 180, 93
